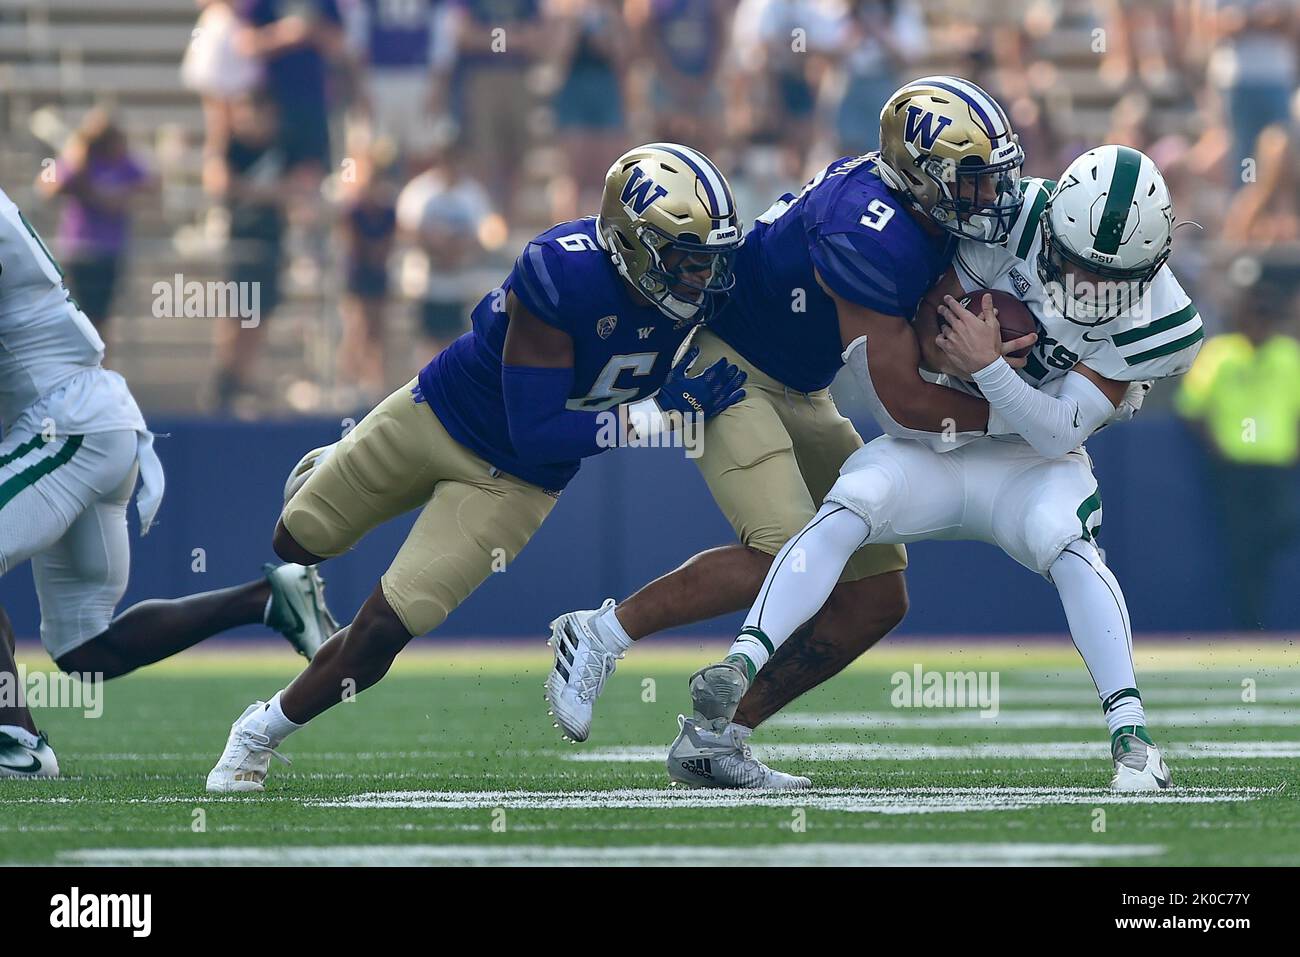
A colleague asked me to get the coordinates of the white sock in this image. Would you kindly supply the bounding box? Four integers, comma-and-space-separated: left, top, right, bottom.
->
1050, 540, 1147, 736
594, 604, 633, 654
260, 691, 305, 746
727, 504, 869, 681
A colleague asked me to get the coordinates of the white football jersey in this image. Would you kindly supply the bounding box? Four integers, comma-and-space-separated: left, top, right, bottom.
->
0, 186, 143, 435
951, 176, 1203, 391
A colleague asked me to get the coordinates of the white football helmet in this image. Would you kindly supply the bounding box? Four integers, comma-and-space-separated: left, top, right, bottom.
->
1037, 145, 1174, 326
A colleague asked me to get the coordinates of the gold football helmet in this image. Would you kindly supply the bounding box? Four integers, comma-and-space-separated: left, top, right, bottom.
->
876, 76, 1024, 243
597, 143, 742, 325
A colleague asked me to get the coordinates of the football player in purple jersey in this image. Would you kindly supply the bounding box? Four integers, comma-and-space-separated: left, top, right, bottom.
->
547, 78, 1037, 788
206, 144, 746, 791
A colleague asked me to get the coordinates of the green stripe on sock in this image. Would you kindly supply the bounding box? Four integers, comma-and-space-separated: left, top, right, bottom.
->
737, 627, 775, 656
724, 653, 756, 683
1102, 687, 1142, 713
1110, 724, 1153, 748
0, 434, 84, 511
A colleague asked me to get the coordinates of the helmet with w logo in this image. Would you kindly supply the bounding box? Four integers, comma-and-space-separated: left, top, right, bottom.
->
876, 76, 1024, 243
598, 143, 742, 326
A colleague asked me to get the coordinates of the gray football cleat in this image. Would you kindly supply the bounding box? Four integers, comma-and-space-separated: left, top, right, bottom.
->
1110, 726, 1172, 791
688, 660, 750, 731
666, 715, 810, 789
264, 563, 340, 661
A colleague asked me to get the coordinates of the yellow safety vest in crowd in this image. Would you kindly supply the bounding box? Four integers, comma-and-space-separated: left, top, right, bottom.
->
1176, 333, 1300, 466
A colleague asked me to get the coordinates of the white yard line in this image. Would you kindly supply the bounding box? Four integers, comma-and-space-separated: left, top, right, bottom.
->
766, 707, 1300, 729
307, 785, 1268, 814
564, 741, 1300, 761
976, 687, 1300, 705
56, 842, 1166, 867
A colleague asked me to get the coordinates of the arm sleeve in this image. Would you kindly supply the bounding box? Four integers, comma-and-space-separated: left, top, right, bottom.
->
508, 240, 568, 331
501, 364, 611, 463
973, 360, 1117, 458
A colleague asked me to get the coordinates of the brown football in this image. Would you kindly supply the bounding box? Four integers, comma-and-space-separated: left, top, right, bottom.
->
958, 288, 1038, 359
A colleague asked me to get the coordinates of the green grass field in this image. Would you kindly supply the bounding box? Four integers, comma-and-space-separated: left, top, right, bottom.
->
3, 640, 1298, 866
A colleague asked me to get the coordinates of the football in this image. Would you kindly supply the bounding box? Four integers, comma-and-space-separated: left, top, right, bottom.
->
959, 288, 1039, 359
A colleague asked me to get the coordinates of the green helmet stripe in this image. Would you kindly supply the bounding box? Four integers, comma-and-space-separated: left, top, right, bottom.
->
1093, 146, 1143, 255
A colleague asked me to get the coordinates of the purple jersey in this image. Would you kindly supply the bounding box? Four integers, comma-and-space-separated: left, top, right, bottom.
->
358, 0, 442, 68
239, 0, 343, 113
710, 154, 954, 393
418, 217, 694, 491
55, 154, 148, 256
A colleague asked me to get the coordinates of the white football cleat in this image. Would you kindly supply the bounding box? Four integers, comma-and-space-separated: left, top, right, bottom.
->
206, 702, 291, 793
264, 562, 339, 660
0, 726, 59, 778
666, 716, 810, 790
1110, 726, 1172, 791
545, 598, 624, 742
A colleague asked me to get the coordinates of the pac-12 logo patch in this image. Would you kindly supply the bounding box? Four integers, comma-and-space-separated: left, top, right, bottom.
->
1010, 268, 1031, 297
596, 315, 618, 339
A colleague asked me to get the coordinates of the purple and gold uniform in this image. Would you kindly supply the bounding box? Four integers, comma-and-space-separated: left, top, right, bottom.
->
279, 143, 742, 637
691, 154, 955, 581
711, 154, 954, 393
419, 217, 695, 492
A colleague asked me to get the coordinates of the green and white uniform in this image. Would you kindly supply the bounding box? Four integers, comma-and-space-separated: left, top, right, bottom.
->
738, 150, 1180, 788
951, 175, 1203, 395
824, 175, 1202, 576
0, 186, 163, 658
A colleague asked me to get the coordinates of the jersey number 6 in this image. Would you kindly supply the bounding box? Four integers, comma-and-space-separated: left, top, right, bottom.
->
569, 353, 658, 410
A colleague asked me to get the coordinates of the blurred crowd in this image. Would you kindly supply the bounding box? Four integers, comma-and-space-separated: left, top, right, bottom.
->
22, 0, 1300, 627
34, 0, 1300, 399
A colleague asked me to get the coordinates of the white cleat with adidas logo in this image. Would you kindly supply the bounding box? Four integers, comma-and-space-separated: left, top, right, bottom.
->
666, 716, 810, 790
206, 703, 291, 793
545, 599, 623, 742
